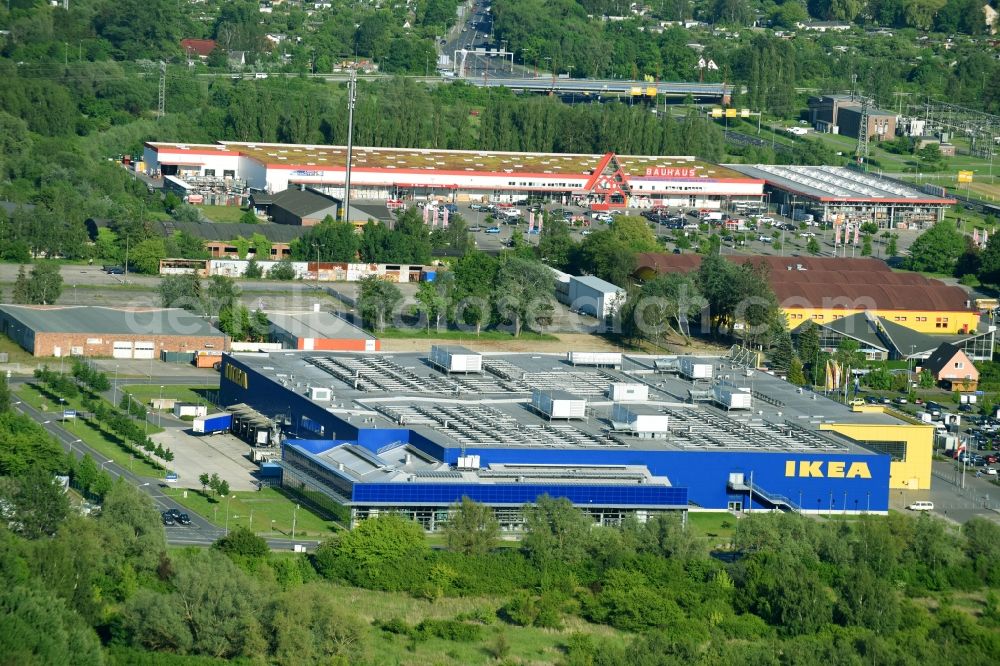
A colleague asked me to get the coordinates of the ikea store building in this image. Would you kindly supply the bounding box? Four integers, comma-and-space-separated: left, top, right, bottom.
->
219, 348, 933, 530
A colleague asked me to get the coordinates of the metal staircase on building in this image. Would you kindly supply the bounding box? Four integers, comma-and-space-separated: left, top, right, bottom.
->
728, 474, 801, 513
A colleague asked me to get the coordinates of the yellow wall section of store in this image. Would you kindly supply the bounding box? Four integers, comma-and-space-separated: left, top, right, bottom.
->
821, 422, 934, 491
783, 308, 979, 335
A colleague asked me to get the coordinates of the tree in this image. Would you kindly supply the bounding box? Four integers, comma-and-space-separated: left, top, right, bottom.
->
452, 251, 499, 335
624, 273, 704, 343
904, 221, 965, 274
213, 527, 269, 560
158, 273, 203, 311
357, 276, 403, 332
976, 232, 1000, 286
414, 273, 454, 332
334, 514, 427, 568
919, 369, 935, 388
770, 330, 795, 373
0, 373, 10, 413
536, 216, 577, 269
0, 584, 103, 666
265, 584, 368, 665
12, 265, 31, 303
244, 258, 263, 279
98, 482, 166, 573
0, 468, 70, 539
445, 497, 500, 556
129, 238, 167, 275
268, 260, 297, 280
13, 262, 64, 305
788, 357, 807, 385
522, 495, 593, 564
204, 275, 240, 315
494, 257, 554, 337
917, 143, 945, 171
217, 480, 231, 498
886, 233, 898, 257
290, 218, 360, 262
806, 236, 820, 255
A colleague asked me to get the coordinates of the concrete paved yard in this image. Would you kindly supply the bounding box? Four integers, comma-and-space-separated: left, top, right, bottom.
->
152, 429, 260, 491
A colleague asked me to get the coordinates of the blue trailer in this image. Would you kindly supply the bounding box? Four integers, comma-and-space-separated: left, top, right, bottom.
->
193, 412, 232, 435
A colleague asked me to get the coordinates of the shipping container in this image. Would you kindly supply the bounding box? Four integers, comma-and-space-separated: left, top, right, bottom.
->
193, 412, 233, 434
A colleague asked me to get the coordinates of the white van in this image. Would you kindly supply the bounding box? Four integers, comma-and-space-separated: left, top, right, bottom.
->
907, 501, 934, 511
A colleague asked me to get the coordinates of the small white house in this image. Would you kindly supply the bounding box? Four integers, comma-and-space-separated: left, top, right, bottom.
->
568, 275, 626, 319
174, 402, 208, 418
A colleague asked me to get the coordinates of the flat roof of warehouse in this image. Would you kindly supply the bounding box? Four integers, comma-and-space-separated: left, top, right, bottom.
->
725, 165, 957, 204
230, 350, 910, 454
0, 305, 224, 337
146, 142, 750, 179
267, 311, 376, 341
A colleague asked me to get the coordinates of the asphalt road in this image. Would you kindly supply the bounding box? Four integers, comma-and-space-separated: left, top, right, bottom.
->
9, 377, 319, 551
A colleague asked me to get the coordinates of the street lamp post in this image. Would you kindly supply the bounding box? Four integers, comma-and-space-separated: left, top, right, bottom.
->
225, 494, 235, 535
291, 503, 299, 538
113, 365, 119, 406
101, 459, 114, 472
158, 385, 164, 427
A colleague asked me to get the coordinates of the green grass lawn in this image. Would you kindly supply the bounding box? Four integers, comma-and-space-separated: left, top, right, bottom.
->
378, 328, 558, 341
199, 205, 253, 223
160, 486, 340, 538
688, 512, 736, 546
120, 384, 218, 409
16, 383, 166, 478
320, 585, 628, 665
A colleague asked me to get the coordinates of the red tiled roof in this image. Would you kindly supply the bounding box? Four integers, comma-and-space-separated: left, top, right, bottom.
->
181, 39, 217, 57
633, 253, 973, 313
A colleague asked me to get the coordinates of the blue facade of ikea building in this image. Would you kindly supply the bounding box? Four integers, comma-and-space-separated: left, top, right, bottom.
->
220, 354, 892, 514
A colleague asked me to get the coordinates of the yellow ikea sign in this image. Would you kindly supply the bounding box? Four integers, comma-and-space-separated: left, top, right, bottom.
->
224, 364, 248, 389
784, 460, 871, 479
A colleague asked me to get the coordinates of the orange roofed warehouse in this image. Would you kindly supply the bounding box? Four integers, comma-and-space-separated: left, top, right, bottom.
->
634, 255, 981, 336
142, 142, 765, 211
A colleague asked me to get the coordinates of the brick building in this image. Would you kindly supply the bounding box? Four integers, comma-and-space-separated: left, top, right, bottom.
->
808, 95, 897, 141
0, 305, 226, 358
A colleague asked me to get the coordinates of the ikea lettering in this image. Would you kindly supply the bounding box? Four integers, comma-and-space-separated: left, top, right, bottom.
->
644, 167, 697, 178
784, 460, 872, 479
224, 364, 248, 389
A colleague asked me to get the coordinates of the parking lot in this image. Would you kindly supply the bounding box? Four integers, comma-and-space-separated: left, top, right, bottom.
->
152, 428, 261, 491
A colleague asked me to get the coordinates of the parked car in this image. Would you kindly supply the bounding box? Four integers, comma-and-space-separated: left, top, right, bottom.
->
485, 226, 501, 234
757, 235, 771, 242
756, 216, 775, 225
780, 223, 797, 231
164, 508, 182, 519
162, 512, 176, 526
907, 501, 934, 511
893, 397, 908, 405
444, 203, 459, 213
470, 203, 487, 211
106, 266, 125, 275
176, 513, 192, 525
982, 467, 998, 476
